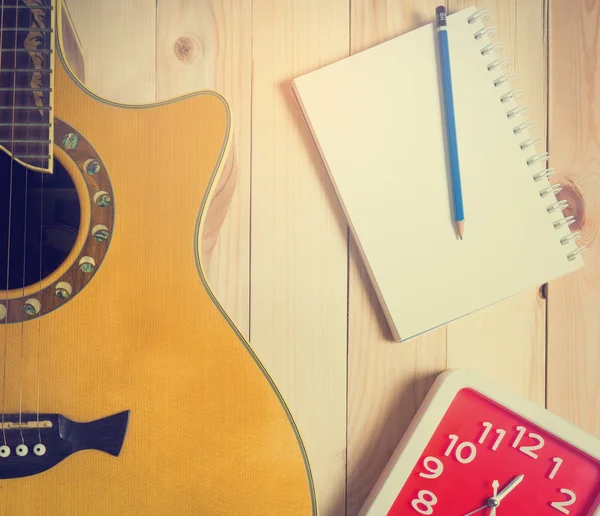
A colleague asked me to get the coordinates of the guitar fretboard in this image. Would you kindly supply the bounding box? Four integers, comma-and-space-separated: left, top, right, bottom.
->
0, 0, 54, 171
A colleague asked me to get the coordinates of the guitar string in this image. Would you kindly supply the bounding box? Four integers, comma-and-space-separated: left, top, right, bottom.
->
15, 0, 27, 446
35, 165, 42, 445
24, 0, 37, 444
33, 0, 44, 445
0, 0, 8, 449
21, 0, 34, 447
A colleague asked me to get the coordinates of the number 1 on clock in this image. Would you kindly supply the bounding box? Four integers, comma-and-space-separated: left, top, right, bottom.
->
549, 457, 563, 480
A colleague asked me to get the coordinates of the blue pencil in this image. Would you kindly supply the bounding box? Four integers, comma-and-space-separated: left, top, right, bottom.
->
436, 5, 465, 239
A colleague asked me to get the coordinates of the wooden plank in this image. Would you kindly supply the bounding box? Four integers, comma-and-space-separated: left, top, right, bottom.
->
155, 0, 251, 336
346, 3, 446, 514
445, 0, 547, 405
60, 0, 85, 82
63, 0, 156, 104
251, 1, 350, 513
547, 0, 600, 437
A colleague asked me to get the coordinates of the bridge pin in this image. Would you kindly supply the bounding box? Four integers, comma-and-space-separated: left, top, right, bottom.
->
16, 444, 28, 457
0, 445, 9, 458
34, 443, 46, 456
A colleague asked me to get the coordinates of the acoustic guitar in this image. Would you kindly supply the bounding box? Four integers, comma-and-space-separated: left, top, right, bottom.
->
0, 1, 316, 514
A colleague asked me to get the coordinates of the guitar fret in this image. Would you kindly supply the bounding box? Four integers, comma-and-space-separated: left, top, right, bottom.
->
0, 106, 51, 110
1, 5, 53, 9
0, 69, 52, 73
0, 28, 53, 33
0, 122, 50, 127
0, 49, 52, 54
0, 139, 50, 143
0, 87, 52, 92
13, 154, 50, 159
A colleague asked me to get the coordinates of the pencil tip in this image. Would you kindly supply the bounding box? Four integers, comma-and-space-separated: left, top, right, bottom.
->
457, 220, 465, 240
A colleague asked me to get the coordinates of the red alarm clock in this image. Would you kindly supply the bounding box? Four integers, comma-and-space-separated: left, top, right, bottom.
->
359, 369, 600, 516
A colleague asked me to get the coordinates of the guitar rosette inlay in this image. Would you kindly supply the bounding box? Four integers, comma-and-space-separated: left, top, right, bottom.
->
0, 119, 114, 324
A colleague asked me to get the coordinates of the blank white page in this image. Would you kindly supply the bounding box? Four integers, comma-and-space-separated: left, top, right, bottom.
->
293, 7, 583, 341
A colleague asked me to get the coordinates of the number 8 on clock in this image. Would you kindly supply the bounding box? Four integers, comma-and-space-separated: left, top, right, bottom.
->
358, 370, 600, 516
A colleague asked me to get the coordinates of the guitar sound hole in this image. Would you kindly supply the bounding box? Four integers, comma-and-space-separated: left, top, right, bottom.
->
0, 152, 80, 291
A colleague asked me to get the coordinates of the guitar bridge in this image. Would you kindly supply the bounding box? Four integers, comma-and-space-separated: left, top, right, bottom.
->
0, 411, 130, 479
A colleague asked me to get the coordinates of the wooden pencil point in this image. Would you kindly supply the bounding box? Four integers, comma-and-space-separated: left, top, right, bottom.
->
457, 220, 465, 240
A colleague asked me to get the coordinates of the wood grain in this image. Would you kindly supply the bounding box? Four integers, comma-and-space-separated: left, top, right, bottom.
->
446, 0, 547, 405
156, 0, 251, 336
547, 0, 600, 437
63, 0, 156, 104
60, 1, 85, 82
251, 1, 350, 514
347, 3, 446, 515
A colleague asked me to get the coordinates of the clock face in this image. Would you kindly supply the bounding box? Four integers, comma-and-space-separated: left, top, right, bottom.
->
388, 388, 600, 515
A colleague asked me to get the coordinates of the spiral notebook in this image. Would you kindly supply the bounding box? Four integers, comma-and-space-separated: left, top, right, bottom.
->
292, 6, 585, 342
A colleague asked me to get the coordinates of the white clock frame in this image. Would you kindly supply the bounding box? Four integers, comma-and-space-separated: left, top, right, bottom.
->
358, 368, 600, 516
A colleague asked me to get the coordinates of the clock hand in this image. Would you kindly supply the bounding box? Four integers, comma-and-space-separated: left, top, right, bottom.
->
489, 480, 500, 515
495, 474, 525, 503
463, 480, 502, 516
463, 504, 488, 516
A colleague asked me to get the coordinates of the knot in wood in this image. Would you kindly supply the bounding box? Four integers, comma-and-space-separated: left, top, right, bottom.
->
558, 181, 585, 231
174, 36, 201, 63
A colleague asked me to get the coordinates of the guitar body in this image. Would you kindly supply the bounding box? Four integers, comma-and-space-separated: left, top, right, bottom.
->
0, 3, 315, 514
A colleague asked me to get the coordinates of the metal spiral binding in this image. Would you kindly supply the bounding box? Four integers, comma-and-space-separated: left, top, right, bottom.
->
567, 246, 587, 261
470, 9, 585, 261
501, 89, 523, 103
481, 42, 504, 56
547, 200, 569, 214
560, 231, 581, 245
540, 184, 562, 198
468, 10, 491, 24
513, 121, 535, 135
474, 26, 496, 40
553, 216, 575, 229
520, 137, 541, 150
493, 73, 517, 87
507, 106, 529, 119
533, 168, 555, 182
526, 152, 549, 166
487, 57, 511, 72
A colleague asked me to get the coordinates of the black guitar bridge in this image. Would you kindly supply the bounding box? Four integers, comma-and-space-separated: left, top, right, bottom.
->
0, 411, 130, 479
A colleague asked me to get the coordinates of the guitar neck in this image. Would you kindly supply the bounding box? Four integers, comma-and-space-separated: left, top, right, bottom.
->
0, 0, 55, 173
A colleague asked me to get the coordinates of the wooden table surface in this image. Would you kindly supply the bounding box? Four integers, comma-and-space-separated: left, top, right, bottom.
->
65, 0, 599, 514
